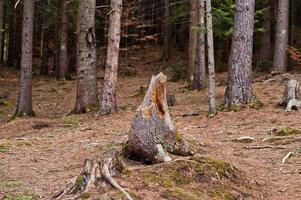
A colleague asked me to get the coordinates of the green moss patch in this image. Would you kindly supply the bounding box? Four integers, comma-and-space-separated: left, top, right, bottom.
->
272, 127, 301, 136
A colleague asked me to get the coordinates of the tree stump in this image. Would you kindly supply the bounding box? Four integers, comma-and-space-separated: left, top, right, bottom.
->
126, 73, 193, 164
53, 149, 133, 200
279, 79, 301, 111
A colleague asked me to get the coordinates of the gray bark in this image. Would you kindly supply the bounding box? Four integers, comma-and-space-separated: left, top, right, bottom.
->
127, 73, 193, 164
273, 0, 289, 72
73, 0, 98, 113
99, 0, 122, 115
15, 0, 35, 117
162, 0, 170, 60
260, 0, 271, 63
0, 0, 4, 64
188, 0, 197, 87
224, 0, 256, 107
206, 0, 216, 115
190, 0, 206, 90
279, 79, 301, 111
57, 0, 68, 80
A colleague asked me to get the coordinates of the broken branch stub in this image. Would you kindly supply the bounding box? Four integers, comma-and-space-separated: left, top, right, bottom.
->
126, 72, 194, 164
279, 79, 301, 111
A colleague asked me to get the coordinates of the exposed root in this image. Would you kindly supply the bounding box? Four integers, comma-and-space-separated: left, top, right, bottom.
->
53, 149, 133, 200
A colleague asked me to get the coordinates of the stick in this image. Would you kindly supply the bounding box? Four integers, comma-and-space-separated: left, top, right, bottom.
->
244, 145, 287, 150
281, 151, 294, 164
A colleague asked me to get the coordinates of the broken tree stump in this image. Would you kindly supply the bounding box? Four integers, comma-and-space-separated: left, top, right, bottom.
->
53, 149, 133, 200
279, 79, 301, 111
126, 72, 194, 164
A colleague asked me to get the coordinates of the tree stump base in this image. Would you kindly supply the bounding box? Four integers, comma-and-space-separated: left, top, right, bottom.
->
126, 73, 194, 164
53, 149, 133, 200
279, 79, 301, 111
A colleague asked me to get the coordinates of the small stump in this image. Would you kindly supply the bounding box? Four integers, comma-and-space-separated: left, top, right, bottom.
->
279, 79, 301, 111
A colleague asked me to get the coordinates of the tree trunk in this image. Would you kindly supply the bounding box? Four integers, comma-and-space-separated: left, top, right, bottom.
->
279, 79, 301, 111
15, 0, 35, 117
162, 0, 170, 60
273, 0, 289, 72
187, 0, 197, 88
0, 0, 4, 64
206, 0, 216, 115
260, 0, 271, 63
224, 0, 256, 107
99, 0, 122, 115
40, 26, 49, 75
189, 0, 206, 90
127, 73, 194, 164
73, 0, 98, 114
57, 0, 68, 80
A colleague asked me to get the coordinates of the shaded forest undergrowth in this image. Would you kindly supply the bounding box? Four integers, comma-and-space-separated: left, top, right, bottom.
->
1, 49, 301, 199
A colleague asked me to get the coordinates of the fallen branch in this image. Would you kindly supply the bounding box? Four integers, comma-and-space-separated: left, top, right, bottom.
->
281, 151, 294, 164
244, 145, 287, 150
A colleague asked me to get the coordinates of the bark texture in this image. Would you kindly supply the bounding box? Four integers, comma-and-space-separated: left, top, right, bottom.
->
162, 0, 170, 60
57, 0, 68, 80
73, 0, 98, 113
260, 0, 271, 63
0, 0, 4, 64
53, 149, 133, 200
188, 0, 197, 87
273, 0, 289, 72
224, 0, 256, 107
206, 0, 216, 115
15, 0, 35, 117
190, 0, 206, 90
127, 73, 194, 164
279, 79, 301, 111
100, 0, 122, 115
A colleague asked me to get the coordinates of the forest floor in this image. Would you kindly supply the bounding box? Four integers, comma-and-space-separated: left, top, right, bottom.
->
0, 48, 301, 200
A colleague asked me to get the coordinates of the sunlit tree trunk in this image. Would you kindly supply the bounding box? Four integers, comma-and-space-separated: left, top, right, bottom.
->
273, 0, 289, 72
206, 0, 216, 114
15, 0, 35, 117
100, 0, 122, 115
73, 0, 98, 113
224, 0, 256, 107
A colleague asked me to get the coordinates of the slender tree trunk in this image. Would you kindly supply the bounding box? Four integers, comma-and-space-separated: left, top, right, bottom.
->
206, 0, 216, 114
188, 0, 197, 87
191, 0, 206, 90
40, 27, 49, 75
0, 0, 4, 64
7, 0, 16, 67
260, 0, 271, 63
273, 0, 289, 72
15, 0, 35, 117
162, 0, 170, 60
224, 0, 256, 107
99, 0, 122, 115
57, 0, 68, 80
73, 0, 98, 113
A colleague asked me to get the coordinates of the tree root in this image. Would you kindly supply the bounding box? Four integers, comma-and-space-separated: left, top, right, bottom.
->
53, 149, 133, 200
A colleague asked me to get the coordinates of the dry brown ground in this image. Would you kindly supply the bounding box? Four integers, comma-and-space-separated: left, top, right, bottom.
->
0, 49, 301, 200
